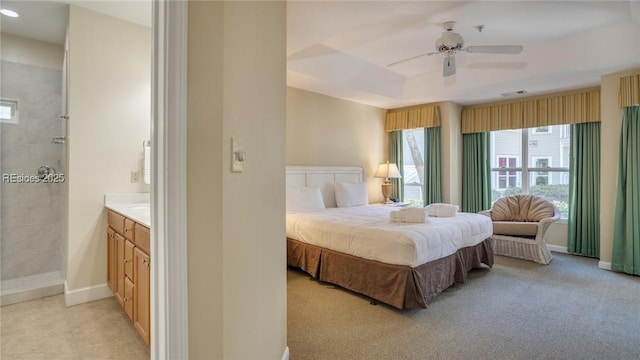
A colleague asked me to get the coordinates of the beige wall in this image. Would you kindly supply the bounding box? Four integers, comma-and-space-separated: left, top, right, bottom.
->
285, 94, 465, 204
187, 1, 223, 357
66, 5, 151, 291
0, 33, 63, 69
439, 102, 463, 205
545, 222, 568, 248
600, 67, 640, 265
188, 1, 287, 358
286, 87, 387, 202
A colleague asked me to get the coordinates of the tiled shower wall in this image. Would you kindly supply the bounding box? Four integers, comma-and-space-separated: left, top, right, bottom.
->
1, 60, 64, 281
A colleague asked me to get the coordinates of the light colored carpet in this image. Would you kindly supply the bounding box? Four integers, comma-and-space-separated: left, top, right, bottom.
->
287, 253, 640, 360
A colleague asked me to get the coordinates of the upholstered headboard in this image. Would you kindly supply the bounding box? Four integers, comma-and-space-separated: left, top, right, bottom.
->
286, 166, 364, 208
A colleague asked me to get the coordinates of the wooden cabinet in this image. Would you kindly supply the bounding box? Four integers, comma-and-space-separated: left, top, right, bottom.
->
124, 240, 135, 280
107, 209, 150, 347
107, 228, 116, 291
124, 277, 135, 320
115, 233, 125, 307
134, 247, 150, 346
124, 218, 135, 242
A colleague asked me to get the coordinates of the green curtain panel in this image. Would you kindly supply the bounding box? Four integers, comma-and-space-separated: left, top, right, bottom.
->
424, 126, 442, 205
389, 130, 404, 201
612, 106, 640, 275
568, 122, 601, 258
462, 132, 491, 213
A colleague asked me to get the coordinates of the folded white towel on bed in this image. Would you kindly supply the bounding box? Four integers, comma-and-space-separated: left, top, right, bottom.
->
390, 207, 428, 223
426, 203, 459, 217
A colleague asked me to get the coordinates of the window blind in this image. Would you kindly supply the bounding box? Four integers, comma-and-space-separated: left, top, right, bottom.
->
461, 87, 600, 134
385, 104, 441, 132
619, 73, 640, 107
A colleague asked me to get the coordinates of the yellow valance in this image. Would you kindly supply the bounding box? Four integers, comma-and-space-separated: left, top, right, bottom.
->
385, 104, 441, 132
619, 74, 640, 107
461, 88, 600, 134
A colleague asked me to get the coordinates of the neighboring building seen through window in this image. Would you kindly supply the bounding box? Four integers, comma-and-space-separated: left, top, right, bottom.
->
490, 125, 570, 218
402, 128, 425, 206
497, 156, 518, 189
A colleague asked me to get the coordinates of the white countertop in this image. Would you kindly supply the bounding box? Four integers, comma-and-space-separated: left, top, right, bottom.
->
105, 193, 151, 228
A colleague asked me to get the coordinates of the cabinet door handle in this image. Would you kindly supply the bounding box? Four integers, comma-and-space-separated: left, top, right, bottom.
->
124, 297, 128, 302
124, 228, 129, 233
123, 259, 128, 264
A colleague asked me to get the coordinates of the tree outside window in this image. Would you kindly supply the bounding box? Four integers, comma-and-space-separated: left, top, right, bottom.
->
401, 128, 425, 206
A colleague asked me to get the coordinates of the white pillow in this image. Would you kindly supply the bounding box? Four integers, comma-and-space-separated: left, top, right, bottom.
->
334, 182, 368, 208
425, 203, 459, 217
286, 187, 326, 213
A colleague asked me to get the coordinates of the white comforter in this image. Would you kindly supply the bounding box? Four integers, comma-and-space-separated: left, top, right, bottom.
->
286, 205, 493, 267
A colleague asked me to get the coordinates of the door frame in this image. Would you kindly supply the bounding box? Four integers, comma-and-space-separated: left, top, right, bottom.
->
151, 1, 189, 358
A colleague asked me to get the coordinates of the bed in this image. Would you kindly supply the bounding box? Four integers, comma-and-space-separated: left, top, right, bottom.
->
286, 166, 494, 310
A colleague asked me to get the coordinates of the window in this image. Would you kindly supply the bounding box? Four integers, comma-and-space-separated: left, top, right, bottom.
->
401, 128, 425, 206
497, 156, 519, 189
490, 125, 570, 218
532, 157, 551, 185
533, 126, 550, 134
0, 99, 19, 124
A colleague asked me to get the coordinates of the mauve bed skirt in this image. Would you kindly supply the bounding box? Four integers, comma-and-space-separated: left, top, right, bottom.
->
287, 238, 494, 310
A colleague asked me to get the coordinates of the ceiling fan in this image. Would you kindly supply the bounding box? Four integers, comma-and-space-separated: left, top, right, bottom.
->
387, 21, 524, 77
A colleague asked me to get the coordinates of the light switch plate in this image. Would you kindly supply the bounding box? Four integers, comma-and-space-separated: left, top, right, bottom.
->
231, 137, 242, 173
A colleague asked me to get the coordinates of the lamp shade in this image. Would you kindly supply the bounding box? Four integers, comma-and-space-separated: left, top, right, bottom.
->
374, 162, 401, 179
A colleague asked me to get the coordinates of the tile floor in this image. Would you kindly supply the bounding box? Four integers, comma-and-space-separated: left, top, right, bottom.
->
1, 294, 149, 359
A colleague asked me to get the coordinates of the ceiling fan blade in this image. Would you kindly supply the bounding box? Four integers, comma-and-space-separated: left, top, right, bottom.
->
387, 51, 439, 67
464, 45, 523, 54
443, 55, 456, 77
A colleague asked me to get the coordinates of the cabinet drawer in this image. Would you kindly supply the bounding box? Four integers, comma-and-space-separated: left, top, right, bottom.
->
114, 233, 126, 307
135, 223, 150, 254
124, 277, 135, 321
124, 240, 135, 280
108, 210, 125, 234
124, 218, 136, 242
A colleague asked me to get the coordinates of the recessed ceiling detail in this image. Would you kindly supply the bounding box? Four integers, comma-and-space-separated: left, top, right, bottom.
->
288, 1, 640, 108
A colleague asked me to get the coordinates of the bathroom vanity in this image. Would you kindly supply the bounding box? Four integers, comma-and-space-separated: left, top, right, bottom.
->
104, 194, 150, 347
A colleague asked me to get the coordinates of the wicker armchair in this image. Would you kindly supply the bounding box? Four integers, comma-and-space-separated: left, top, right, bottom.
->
480, 195, 560, 265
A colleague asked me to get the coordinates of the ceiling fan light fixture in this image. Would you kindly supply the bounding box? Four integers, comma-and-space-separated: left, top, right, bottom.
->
386, 19, 523, 78
443, 55, 456, 77
435, 31, 464, 52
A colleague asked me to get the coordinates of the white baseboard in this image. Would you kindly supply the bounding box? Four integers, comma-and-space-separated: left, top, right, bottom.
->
282, 346, 289, 360
64, 281, 113, 307
598, 261, 612, 271
547, 247, 613, 271
547, 245, 568, 253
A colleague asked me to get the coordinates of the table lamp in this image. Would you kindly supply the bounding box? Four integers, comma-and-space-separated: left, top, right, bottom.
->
374, 161, 401, 204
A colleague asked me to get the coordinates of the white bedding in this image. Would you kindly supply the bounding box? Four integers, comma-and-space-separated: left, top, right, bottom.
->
286, 205, 493, 267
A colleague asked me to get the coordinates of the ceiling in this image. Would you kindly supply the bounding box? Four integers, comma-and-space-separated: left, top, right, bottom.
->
2, 1, 639, 109
0, 0, 151, 45
288, 1, 640, 108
